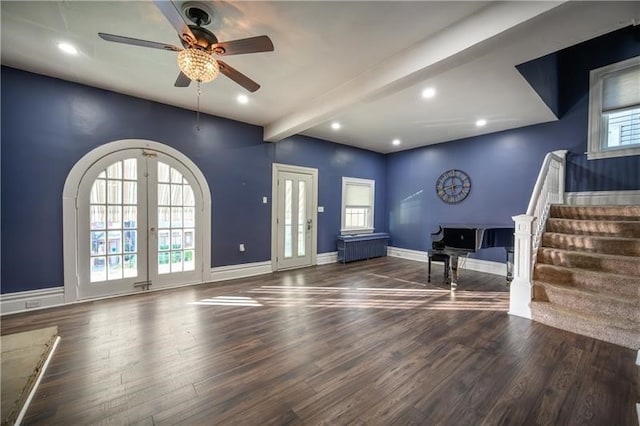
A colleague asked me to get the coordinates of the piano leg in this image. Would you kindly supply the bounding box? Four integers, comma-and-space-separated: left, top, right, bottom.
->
449, 253, 459, 291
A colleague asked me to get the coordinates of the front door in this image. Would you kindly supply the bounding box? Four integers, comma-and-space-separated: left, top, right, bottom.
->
77, 149, 202, 299
274, 169, 315, 270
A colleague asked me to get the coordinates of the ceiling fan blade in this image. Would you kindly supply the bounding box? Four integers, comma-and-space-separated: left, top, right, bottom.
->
217, 60, 260, 92
174, 72, 191, 87
153, 0, 197, 45
213, 36, 274, 56
98, 33, 182, 52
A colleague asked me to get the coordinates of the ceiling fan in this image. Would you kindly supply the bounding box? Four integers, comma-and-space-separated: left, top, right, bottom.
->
98, 0, 274, 92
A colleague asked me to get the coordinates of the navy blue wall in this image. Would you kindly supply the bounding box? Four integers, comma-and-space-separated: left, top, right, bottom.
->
1, 67, 386, 293
387, 26, 640, 261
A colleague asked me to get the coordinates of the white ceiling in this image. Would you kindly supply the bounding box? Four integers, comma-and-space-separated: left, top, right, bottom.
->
2, 1, 638, 153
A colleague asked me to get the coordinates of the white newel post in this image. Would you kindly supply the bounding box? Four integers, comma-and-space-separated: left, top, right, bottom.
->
509, 214, 535, 319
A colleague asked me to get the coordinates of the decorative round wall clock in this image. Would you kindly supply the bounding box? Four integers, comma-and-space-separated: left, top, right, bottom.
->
436, 169, 471, 204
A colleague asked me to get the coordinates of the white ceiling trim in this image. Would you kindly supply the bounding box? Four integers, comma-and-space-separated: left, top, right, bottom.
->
263, 1, 565, 143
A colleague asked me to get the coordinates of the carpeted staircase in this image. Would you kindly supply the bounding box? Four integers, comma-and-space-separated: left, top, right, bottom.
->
530, 205, 640, 350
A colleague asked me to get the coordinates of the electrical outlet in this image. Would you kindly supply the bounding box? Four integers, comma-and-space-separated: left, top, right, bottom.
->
239, 243, 245, 252
26, 300, 41, 309
262, 196, 268, 204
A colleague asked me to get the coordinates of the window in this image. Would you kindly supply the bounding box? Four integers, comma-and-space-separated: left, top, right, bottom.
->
587, 56, 640, 159
341, 177, 375, 234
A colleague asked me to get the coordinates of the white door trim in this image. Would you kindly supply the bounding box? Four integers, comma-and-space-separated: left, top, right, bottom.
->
63, 139, 212, 303
271, 163, 318, 271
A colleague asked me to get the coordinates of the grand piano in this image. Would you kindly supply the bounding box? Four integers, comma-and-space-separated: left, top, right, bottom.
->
433, 224, 514, 290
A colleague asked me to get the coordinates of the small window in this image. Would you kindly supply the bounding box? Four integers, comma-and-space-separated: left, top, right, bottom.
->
341, 177, 375, 234
587, 56, 640, 160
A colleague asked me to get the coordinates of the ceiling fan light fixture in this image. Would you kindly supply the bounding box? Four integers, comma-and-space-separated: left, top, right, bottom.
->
177, 48, 219, 82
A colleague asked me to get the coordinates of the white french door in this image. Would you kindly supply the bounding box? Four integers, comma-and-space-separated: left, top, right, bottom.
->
77, 149, 202, 299
274, 168, 316, 270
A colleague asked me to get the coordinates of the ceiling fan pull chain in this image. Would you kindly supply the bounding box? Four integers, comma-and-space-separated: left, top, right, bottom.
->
196, 80, 201, 131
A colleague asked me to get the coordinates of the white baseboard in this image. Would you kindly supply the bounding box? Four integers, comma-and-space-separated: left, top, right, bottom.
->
317, 251, 338, 265
387, 246, 428, 263
565, 190, 640, 206
209, 261, 272, 282
0, 287, 65, 316
387, 246, 506, 276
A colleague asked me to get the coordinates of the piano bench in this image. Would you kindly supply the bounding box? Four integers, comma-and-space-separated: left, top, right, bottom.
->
428, 251, 450, 283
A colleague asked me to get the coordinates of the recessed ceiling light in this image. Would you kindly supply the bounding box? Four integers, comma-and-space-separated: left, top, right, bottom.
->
331, 122, 341, 130
57, 42, 78, 55
476, 119, 487, 127
422, 87, 436, 99
392, 138, 401, 146
237, 94, 249, 104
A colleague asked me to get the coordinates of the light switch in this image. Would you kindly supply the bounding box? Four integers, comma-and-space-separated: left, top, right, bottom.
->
262, 196, 268, 204
318, 206, 324, 213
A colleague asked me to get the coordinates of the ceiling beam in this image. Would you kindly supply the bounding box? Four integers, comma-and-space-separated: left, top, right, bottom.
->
263, 1, 565, 143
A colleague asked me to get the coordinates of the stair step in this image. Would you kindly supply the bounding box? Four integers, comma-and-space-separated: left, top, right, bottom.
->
550, 205, 640, 221
534, 281, 640, 322
541, 233, 640, 256
537, 247, 640, 276
530, 301, 640, 350
546, 219, 640, 238
533, 264, 640, 299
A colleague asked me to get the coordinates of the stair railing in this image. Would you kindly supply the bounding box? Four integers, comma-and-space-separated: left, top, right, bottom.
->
509, 150, 567, 319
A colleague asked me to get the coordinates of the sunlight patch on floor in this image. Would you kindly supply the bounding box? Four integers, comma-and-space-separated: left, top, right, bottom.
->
190, 286, 509, 311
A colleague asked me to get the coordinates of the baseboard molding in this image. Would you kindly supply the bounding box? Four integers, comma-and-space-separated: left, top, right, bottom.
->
565, 190, 640, 206
317, 251, 338, 265
0, 287, 65, 316
209, 261, 272, 282
387, 246, 506, 276
387, 246, 428, 263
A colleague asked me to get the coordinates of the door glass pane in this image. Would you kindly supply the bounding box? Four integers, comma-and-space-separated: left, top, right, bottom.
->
91, 257, 106, 282
171, 185, 182, 205
158, 230, 170, 251
108, 255, 122, 280
91, 180, 106, 204
107, 181, 122, 204
171, 251, 183, 272
91, 206, 106, 230
183, 207, 195, 228
107, 161, 122, 179
158, 162, 170, 183
123, 182, 137, 205
171, 207, 182, 228
171, 168, 183, 183
123, 254, 137, 278
123, 159, 137, 180
90, 159, 138, 283
298, 181, 306, 256
157, 162, 196, 275
107, 206, 122, 229
183, 185, 195, 206
123, 206, 137, 228
284, 179, 292, 258
91, 231, 106, 255
124, 230, 137, 253
158, 184, 170, 205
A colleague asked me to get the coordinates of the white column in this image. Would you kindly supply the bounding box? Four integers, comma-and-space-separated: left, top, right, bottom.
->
509, 214, 535, 319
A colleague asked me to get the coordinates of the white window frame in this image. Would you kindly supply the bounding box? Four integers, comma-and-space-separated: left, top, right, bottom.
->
341, 177, 375, 235
587, 56, 640, 160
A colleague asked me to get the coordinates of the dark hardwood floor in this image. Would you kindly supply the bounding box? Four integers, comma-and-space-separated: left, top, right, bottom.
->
2, 257, 638, 425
